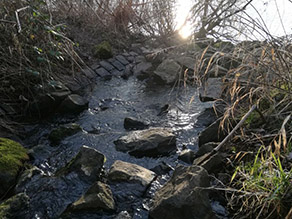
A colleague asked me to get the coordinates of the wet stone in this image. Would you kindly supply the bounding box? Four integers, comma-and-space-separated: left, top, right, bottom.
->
116, 55, 130, 65
124, 117, 149, 130
58, 94, 89, 114
66, 181, 115, 212
95, 67, 112, 80
114, 128, 176, 157
108, 160, 156, 187
100, 61, 115, 72
110, 59, 125, 71
149, 165, 215, 219
56, 145, 105, 182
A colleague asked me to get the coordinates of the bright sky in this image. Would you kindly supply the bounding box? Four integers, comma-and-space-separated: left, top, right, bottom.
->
175, 0, 292, 39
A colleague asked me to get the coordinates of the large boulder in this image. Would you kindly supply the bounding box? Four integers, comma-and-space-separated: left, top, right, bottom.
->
114, 128, 176, 157
175, 56, 195, 70
0, 193, 30, 218
108, 160, 156, 187
153, 59, 181, 84
0, 138, 29, 197
58, 94, 89, 114
56, 145, 105, 182
149, 165, 215, 219
49, 123, 82, 145
66, 182, 115, 212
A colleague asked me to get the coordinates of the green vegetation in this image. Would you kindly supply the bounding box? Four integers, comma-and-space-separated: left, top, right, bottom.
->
230, 147, 292, 218
93, 41, 113, 59
0, 138, 29, 175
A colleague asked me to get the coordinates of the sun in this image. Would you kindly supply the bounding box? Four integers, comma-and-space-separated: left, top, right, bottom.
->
176, 0, 193, 39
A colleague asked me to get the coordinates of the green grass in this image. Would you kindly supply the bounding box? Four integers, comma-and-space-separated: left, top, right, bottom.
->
231, 146, 292, 218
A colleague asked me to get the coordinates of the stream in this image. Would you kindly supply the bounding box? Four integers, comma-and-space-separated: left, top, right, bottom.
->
19, 75, 218, 218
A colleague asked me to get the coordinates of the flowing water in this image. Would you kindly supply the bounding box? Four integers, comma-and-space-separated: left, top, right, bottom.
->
20, 76, 219, 218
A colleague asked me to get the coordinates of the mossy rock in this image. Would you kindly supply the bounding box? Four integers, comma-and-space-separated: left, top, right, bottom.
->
0, 138, 29, 197
0, 193, 30, 218
93, 41, 113, 59
49, 123, 82, 145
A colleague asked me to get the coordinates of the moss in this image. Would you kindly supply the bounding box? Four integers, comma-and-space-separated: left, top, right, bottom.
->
49, 123, 82, 145
93, 41, 113, 59
0, 193, 30, 218
0, 138, 29, 175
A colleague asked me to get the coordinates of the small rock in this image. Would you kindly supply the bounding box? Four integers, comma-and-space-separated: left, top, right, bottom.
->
0, 138, 29, 197
178, 149, 196, 164
193, 152, 224, 174
199, 78, 224, 102
115, 211, 132, 219
116, 55, 130, 65
124, 117, 149, 130
135, 55, 146, 63
0, 193, 30, 218
198, 118, 226, 147
15, 166, 43, 193
108, 160, 156, 187
153, 59, 181, 84
100, 61, 115, 72
121, 65, 133, 80
58, 94, 89, 114
95, 67, 112, 80
49, 123, 82, 145
67, 181, 115, 212
195, 142, 217, 157
110, 59, 125, 71
56, 145, 105, 182
150, 162, 173, 175
129, 51, 139, 56
114, 128, 176, 157
149, 165, 215, 219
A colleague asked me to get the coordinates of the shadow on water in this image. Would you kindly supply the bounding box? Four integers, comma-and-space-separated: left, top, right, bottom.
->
21, 76, 215, 218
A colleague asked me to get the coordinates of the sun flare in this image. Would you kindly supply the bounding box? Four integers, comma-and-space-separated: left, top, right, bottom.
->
176, 0, 193, 39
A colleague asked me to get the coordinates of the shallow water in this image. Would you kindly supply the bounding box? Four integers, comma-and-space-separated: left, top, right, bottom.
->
21, 76, 216, 218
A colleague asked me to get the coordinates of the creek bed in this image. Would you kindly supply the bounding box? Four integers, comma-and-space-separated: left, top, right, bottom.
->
21, 76, 215, 218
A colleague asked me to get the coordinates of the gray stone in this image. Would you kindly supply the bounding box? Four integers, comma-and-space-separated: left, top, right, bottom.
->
56, 145, 105, 182
129, 51, 139, 56
49, 123, 82, 145
196, 142, 217, 157
115, 211, 132, 219
110, 59, 125, 71
154, 59, 181, 84
198, 118, 227, 147
175, 56, 195, 70
149, 165, 215, 219
100, 61, 115, 71
58, 94, 89, 114
193, 152, 224, 174
15, 166, 43, 193
96, 67, 112, 80
82, 68, 96, 79
124, 117, 149, 130
50, 90, 71, 103
133, 62, 152, 80
68, 181, 115, 212
135, 55, 146, 63
127, 56, 135, 62
178, 149, 196, 164
114, 128, 176, 157
199, 77, 224, 102
108, 160, 156, 187
116, 55, 130, 65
